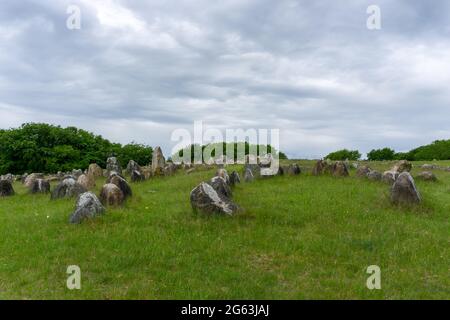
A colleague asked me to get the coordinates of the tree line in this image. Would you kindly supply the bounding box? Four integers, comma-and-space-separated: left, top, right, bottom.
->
325, 140, 450, 161
0, 123, 153, 174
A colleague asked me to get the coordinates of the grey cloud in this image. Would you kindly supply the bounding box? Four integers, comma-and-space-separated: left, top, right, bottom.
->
0, 0, 449, 158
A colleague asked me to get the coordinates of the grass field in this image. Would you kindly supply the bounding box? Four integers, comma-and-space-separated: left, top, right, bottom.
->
0, 160, 449, 299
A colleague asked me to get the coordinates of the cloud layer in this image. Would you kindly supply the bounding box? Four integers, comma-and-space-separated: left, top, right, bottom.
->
1, 0, 449, 158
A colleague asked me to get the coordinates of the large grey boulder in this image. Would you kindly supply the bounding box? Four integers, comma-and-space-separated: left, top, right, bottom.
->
0, 180, 14, 197
51, 177, 87, 200
69, 192, 105, 224
106, 157, 122, 175
30, 179, 51, 194
208, 176, 232, 198
151, 146, 165, 176
190, 182, 238, 216
391, 172, 421, 205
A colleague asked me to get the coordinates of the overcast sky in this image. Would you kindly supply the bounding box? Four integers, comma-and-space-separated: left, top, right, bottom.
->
1, 0, 449, 158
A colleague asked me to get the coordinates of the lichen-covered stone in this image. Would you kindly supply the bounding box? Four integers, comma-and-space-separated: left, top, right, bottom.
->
190, 182, 238, 216
69, 192, 105, 224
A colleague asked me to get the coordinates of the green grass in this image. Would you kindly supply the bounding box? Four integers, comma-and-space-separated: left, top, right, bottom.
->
0, 161, 449, 299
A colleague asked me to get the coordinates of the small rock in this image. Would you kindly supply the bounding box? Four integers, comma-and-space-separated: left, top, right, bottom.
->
51, 177, 87, 200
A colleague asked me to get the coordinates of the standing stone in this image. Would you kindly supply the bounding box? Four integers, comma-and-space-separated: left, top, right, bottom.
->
216, 168, 230, 185
208, 176, 232, 198
229, 171, 241, 186
286, 163, 301, 175
244, 163, 260, 178
151, 146, 165, 176
356, 166, 371, 178
72, 169, 83, 179
391, 160, 412, 173
106, 157, 122, 175
131, 170, 144, 182
141, 166, 152, 179
24, 173, 44, 188
391, 172, 421, 205
30, 179, 51, 194
190, 182, 238, 216
0, 180, 14, 197
164, 162, 177, 176
367, 170, 382, 181
244, 168, 254, 182
312, 160, 327, 176
382, 171, 399, 185
69, 192, 105, 224
126, 160, 141, 175
77, 173, 95, 190
88, 163, 103, 178
100, 183, 124, 206
1, 174, 13, 183
331, 161, 349, 177
107, 173, 132, 199
51, 177, 87, 200
416, 171, 437, 182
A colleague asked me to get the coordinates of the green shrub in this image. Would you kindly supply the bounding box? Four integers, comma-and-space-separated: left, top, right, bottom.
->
325, 149, 361, 161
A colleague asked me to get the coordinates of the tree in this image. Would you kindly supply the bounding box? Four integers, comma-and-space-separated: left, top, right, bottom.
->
367, 148, 395, 161
0, 123, 153, 174
325, 149, 361, 161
